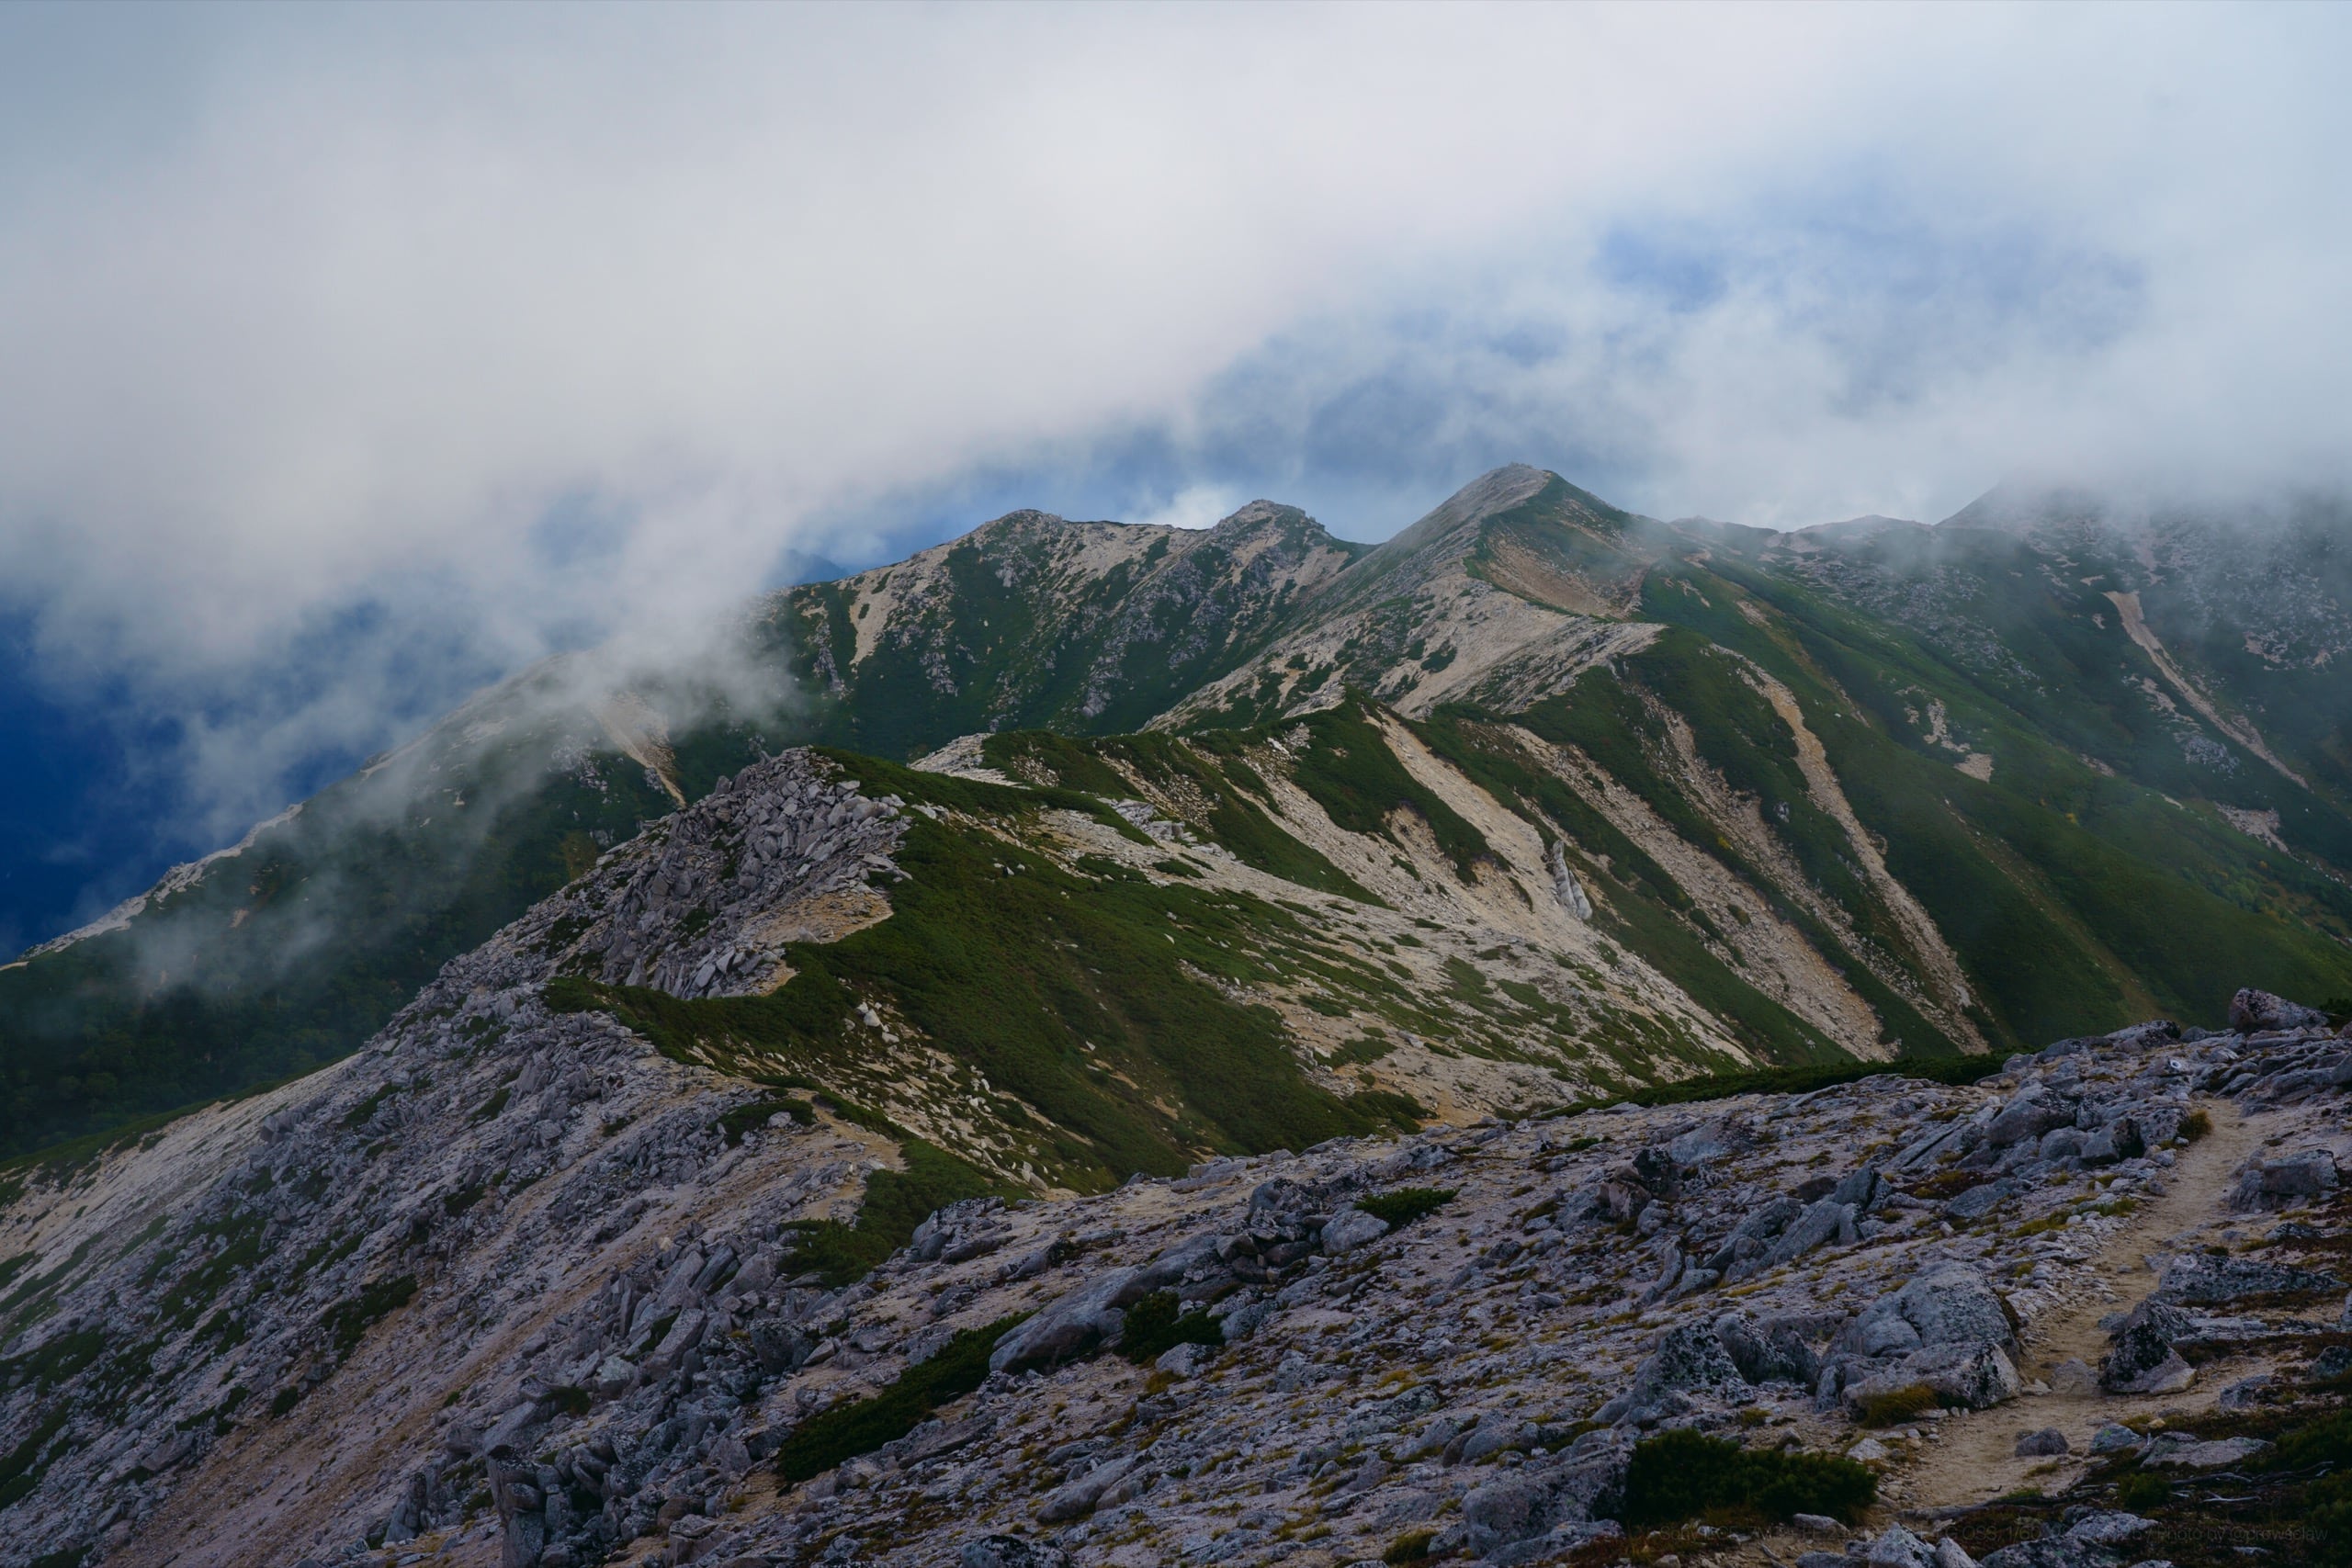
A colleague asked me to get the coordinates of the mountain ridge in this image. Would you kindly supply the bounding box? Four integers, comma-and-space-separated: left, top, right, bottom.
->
5, 465, 2350, 1163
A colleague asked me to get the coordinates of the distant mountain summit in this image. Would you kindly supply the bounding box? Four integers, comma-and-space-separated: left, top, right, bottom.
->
4, 466, 2349, 1163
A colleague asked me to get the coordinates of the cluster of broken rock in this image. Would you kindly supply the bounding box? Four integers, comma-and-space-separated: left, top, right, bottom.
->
477, 986, 2347, 1568
551, 751, 911, 1000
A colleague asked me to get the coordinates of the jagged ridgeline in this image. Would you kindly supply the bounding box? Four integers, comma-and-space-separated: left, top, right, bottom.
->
6, 466, 2352, 1162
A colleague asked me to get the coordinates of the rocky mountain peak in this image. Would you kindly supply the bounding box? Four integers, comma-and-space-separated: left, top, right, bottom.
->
526, 750, 910, 1001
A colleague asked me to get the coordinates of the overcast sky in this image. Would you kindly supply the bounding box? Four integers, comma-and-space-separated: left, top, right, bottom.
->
1, 2, 2347, 926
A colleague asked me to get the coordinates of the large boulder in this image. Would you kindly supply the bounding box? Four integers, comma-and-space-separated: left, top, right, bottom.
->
961, 1538, 1073, 1568
1766, 1199, 1859, 1268
1845, 1341, 2022, 1416
2229, 1150, 2340, 1212
1984, 1090, 2075, 1149
2230, 987, 2329, 1033
2156, 1251, 2340, 1304
1943, 1179, 2018, 1223
988, 1268, 1146, 1373
1318, 1208, 1390, 1256
1706, 1194, 1803, 1279
1714, 1313, 1824, 1387
2100, 1297, 2200, 1393
1839, 1265, 2014, 1358
1618, 1325, 1749, 1419
1459, 1435, 1628, 1558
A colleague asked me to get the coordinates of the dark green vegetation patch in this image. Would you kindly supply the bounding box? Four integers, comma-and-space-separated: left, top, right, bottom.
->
1118, 1291, 1223, 1365
781, 1139, 1002, 1288
773, 1316, 1025, 1486
323, 1273, 417, 1359
1354, 1187, 1456, 1229
1621, 1428, 1876, 1529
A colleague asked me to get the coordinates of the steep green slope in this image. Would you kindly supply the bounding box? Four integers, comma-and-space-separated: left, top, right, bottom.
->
1635, 532, 2352, 1040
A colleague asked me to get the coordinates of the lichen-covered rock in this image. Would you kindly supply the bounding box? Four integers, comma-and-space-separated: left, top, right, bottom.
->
2230, 987, 2331, 1033
2102, 1296, 2202, 1391
1459, 1436, 1628, 1557
960, 1536, 1073, 1568
1618, 1320, 1751, 1421
2229, 1149, 2340, 1211
1317, 1207, 1390, 1256
2155, 1251, 2340, 1303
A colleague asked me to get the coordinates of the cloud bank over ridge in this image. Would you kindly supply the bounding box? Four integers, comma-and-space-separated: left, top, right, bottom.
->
1, 3, 2347, 912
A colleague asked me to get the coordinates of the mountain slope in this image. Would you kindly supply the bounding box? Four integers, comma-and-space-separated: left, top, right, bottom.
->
6, 467, 2351, 1162
4, 735, 2352, 1567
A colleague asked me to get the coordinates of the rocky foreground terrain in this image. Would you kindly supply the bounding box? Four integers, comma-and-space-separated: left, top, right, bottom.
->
6, 759, 2352, 1568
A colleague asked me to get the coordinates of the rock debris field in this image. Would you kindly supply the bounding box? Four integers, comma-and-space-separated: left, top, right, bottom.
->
2, 754, 2351, 1568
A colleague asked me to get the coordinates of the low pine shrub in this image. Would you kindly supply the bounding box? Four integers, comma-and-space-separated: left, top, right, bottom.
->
1621, 1428, 1875, 1529
1357, 1187, 1456, 1229
773, 1315, 1025, 1485
1120, 1291, 1222, 1364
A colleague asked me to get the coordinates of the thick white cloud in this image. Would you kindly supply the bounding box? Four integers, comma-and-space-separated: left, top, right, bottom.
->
0, 3, 2345, 833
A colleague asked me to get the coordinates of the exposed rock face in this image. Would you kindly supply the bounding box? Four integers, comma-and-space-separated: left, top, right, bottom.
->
546, 752, 910, 998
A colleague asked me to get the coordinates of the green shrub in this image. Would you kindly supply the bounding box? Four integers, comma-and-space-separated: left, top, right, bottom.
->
1854, 1383, 1940, 1427
322, 1273, 417, 1358
1356, 1187, 1456, 1229
2115, 1472, 2167, 1510
774, 1316, 1024, 1484
2309, 1472, 2352, 1568
2270, 1409, 2352, 1472
1119, 1291, 1222, 1364
781, 1138, 1001, 1287
2179, 1109, 2212, 1143
1384, 1530, 1436, 1563
1622, 1428, 1875, 1529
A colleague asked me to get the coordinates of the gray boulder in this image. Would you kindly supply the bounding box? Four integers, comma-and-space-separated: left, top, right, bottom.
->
1035, 1454, 1145, 1522
2015, 1427, 2069, 1457
1319, 1208, 1391, 1256
2229, 1149, 2339, 1212
2155, 1251, 2339, 1303
1620, 1321, 1751, 1420
2230, 987, 2329, 1033
1707, 1193, 1803, 1277
2101, 1297, 2199, 1392
1944, 1179, 2018, 1223
988, 1268, 1145, 1373
1846, 1340, 2022, 1415
1841, 1264, 2013, 1357
1459, 1438, 1628, 1558
1985, 1091, 2074, 1149
1861, 1525, 1937, 1567
1766, 1199, 1858, 1268
1715, 1312, 1824, 1387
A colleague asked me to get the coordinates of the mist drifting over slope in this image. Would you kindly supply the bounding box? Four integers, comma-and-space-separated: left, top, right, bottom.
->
0, 4, 2347, 931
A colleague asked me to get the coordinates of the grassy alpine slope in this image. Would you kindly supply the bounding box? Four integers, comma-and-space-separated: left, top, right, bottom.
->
6, 466, 2350, 1165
